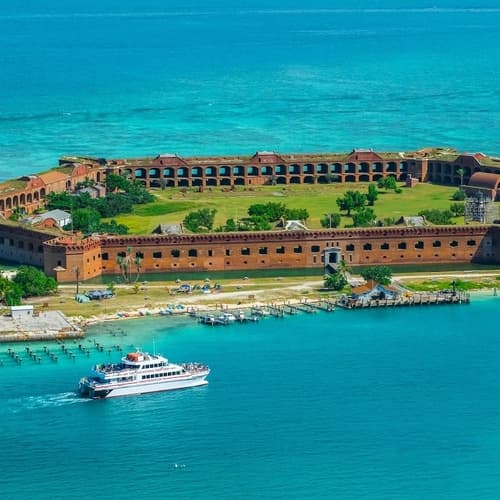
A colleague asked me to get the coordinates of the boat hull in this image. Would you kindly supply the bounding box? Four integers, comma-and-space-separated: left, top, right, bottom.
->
80, 373, 209, 399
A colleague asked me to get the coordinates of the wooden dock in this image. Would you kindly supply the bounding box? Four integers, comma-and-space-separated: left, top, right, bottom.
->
339, 291, 470, 310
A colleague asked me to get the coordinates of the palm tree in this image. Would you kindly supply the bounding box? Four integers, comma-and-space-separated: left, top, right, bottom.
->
116, 247, 133, 283
456, 168, 465, 188
116, 255, 128, 282
336, 258, 350, 279
134, 255, 143, 282
324, 272, 347, 291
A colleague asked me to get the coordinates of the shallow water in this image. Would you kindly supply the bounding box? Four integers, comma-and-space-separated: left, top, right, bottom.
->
1, 296, 500, 498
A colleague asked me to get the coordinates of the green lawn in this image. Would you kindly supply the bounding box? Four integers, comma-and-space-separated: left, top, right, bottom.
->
105, 182, 463, 235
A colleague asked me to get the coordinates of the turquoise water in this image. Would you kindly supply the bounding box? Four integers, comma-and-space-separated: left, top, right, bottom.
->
1, 297, 500, 498
1, 1, 500, 179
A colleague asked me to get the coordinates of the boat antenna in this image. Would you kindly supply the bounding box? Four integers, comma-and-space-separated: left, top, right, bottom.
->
153, 337, 156, 356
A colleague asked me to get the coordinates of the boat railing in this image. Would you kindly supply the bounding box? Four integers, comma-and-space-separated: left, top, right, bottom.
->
181, 362, 209, 373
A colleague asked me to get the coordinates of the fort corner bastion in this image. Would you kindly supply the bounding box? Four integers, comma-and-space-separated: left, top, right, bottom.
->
0, 147, 498, 282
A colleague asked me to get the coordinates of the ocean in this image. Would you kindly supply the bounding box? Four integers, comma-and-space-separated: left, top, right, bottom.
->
0, 1, 500, 180
1, 297, 500, 498
2, 1, 500, 498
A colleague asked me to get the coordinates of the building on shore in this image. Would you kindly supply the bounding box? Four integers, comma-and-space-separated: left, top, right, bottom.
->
1, 147, 500, 219
0, 147, 498, 282
0, 220, 497, 283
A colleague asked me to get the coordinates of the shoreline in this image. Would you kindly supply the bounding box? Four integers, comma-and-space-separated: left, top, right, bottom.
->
73, 287, 497, 330
2, 270, 498, 342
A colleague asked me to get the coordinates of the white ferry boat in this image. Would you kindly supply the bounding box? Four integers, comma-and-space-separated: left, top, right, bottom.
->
79, 350, 210, 399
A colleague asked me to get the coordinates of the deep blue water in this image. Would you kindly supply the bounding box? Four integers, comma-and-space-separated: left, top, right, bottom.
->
0, 1, 500, 180
1, 297, 500, 498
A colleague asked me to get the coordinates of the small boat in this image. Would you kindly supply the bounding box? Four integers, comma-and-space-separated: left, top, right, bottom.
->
78, 350, 210, 399
218, 312, 236, 323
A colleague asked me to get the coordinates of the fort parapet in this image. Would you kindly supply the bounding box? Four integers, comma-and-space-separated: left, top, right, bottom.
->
1, 147, 500, 218
0, 147, 498, 282
0, 222, 497, 283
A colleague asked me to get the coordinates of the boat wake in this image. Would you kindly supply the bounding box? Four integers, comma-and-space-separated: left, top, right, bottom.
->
6, 392, 90, 413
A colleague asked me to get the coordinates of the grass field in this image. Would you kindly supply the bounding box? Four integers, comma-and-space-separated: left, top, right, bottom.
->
106, 182, 461, 234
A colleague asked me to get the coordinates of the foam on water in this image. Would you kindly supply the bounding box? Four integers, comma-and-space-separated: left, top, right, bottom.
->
5, 392, 89, 413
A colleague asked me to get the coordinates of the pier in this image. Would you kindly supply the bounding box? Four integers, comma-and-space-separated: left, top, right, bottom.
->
0, 310, 82, 344
338, 291, 470, 310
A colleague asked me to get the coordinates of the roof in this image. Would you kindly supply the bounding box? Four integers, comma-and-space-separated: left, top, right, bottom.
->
77, 187, 98, 194
284, 220, 308, 231
351, 280, 399, 295
10, 305, 34, 311
250, 151, 286, 164
397, 216, 426, 227
0, 178, 28, 196
38, 170, 69, 184
154, 223, 183, 235
39, 209, 71, 222
153, 154, 188, 166
468, 172, 500, 190
346, 149, 384, 162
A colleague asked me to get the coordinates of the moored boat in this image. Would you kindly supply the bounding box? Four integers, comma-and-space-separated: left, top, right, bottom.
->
79, 350, 210, 399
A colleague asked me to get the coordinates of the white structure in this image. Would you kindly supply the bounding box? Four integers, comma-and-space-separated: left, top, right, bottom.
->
10, 305, 34, 319
284, 220, 308, 231
39, 209, 72, 228
24, 209, 72, 229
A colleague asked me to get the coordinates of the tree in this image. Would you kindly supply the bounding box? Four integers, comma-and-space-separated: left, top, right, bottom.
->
134, 255, 143, 282
352, 207, 376, 227
106, 281, 116, 295
223, 219, 238, 233
95, 193, 133, 217
419, 209, 454, 225
99, 220, 129, 235
324, 271, 347, 291
450, 202, 465, 217
377, 176, 397, 191
320, 213, 341, 228
13, 266, 58, 297
452, 189, 466, 201
46, 192, 75, 211
105, 173, 131, 192
336, 190, 366, 216
359, 266, 392, 286
456, 167, 465, 187
366, 183, 378, 206
382, 217, 397, 226
285, 207, 309, 221
0, 276, 22, 306
183, 208, 217, 233
69, 208, 102, 233
247, 216, 272, 231
248, 202, 287, 222
116, 247, 133, 283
